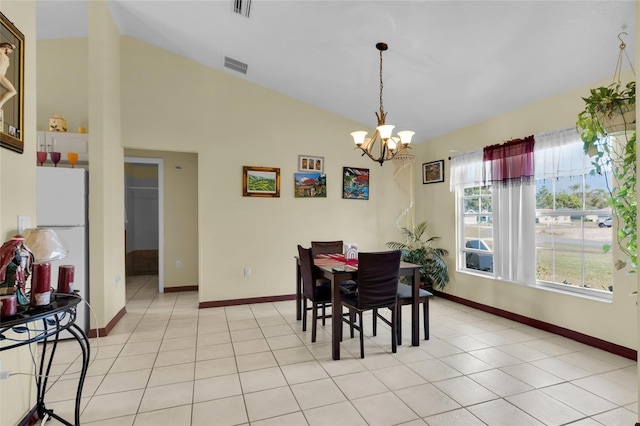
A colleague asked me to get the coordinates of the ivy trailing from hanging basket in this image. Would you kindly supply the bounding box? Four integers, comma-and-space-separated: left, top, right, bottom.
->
576, 80, 636, 271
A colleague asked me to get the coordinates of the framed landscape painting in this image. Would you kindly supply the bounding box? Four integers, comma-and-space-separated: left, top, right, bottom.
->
243, 166, 280, 197
0, 12, 24, 154
423, 160, 445, 184
342, 167, 369, 200
294, 172, 326, 198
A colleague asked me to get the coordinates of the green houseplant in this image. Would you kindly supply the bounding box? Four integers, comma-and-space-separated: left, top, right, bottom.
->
386, 221, 449, 290
576, 80, 636, 270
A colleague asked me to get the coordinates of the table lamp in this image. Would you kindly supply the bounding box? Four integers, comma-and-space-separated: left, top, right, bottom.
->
23, 228, 68, 307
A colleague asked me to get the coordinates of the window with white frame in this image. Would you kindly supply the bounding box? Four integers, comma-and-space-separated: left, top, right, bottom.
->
451, 128, 613, 295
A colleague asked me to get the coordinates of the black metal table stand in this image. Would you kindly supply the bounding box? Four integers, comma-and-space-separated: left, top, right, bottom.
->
1, 296, 90, 426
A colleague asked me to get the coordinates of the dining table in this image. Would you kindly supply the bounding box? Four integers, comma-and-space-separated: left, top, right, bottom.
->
295, 253, 422, 360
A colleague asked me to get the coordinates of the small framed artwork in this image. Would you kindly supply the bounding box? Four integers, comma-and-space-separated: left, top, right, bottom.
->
422, 160, 445, 184
294, 172, 326, 198
0, 12, 24, 154
342, 167, 369, 200
243, 166, 280, 197
298, 155, 324, 172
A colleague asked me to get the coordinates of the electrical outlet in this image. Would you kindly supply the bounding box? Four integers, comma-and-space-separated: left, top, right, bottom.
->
17, 215, 30, 233
244, 268, 251, 277
176, 260, 182, 268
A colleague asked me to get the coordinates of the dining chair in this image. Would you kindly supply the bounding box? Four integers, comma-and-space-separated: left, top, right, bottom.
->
374, 283, 433, 344
311, 239, 356, 303
310, 240, 344, 257
340, 250, 401, 358
297, 245, 332, 342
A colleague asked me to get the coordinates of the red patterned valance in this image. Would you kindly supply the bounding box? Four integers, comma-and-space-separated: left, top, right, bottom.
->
483, 136, 535, 187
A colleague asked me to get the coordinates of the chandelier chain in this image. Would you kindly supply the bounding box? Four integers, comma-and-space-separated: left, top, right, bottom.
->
379, 49, 384, 115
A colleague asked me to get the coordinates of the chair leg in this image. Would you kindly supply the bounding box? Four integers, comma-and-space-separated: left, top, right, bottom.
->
391, 305, 397, 353
311, 302, 318, 343
302, 298, 308, 332
339, 304, 343, 342
322, 303, 326, 326
349, 309, 355, 339
372, 308, 378, 336
424, 299, 429, 340
396, 304, 403, 345
358, 311, 364, 358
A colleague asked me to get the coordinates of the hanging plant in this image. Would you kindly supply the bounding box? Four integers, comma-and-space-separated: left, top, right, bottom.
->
576, 34, 636, 270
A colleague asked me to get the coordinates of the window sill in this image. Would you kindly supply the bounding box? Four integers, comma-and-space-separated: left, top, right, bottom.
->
533, 281, 613, 303
457, 269, 613, 303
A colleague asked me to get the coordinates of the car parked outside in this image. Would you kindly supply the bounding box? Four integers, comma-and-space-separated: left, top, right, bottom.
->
598, 216, 612, 228
465, 239, 493, 272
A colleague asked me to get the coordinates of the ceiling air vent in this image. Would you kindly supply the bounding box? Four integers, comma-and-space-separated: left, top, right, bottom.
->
224, 56, 248, 75
233, 0, 251, 18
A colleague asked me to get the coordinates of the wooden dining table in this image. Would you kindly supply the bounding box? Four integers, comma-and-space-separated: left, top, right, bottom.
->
295, 254, 422, 360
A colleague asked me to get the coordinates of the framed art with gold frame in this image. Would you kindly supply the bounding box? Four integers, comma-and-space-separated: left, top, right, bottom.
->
0, 12, 24, 154
243, 166, 281, 197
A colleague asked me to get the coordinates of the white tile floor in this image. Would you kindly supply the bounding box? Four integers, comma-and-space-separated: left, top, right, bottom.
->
39, 275, 638, 425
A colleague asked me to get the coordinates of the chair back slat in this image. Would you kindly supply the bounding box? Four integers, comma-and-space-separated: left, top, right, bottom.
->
356, 250, 401, 309
311, 240, 343, 257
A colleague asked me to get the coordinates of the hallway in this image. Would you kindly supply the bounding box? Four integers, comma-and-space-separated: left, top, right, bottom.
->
42, 275, 638, 425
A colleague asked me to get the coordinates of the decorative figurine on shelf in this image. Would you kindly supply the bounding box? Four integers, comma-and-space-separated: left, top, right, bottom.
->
0, 235, 33, 306
48, 114, 67, 132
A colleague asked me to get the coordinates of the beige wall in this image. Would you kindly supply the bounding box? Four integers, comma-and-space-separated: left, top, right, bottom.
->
125, 149, 199, 289
36, 38, 88, 132
0, 1, 38, 424
119, 37, 403, 303
412, 70, 638, 350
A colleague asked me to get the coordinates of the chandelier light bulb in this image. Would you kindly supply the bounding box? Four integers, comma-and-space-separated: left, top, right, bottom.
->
377, 124, 395, 140
350, 131, 368, 146
388, 137, 398, 150
397, 130, 415, 145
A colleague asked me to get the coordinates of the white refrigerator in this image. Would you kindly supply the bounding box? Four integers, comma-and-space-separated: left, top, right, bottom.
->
36, 167, 89, 337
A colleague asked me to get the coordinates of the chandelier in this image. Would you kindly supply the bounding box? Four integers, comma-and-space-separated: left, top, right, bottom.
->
351, 42, 415, 166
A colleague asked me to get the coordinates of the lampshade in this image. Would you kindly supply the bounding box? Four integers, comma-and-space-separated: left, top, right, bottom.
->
23, 228, 68, 262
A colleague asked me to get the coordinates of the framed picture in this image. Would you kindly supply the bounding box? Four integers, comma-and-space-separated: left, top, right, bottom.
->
0, 12, 24, 154
243, 166, 280, 197
298, 155, 324, 172
294, 172, 326, 198
342, 167, 369, 200
423, 160, 445, 184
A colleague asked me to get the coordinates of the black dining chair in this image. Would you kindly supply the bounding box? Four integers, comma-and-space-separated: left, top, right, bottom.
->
297, 245, 332, 342
311, 239, 357, 300
340, 250, 401, 358
374, 283, 433, 344
311, 240, 344, 258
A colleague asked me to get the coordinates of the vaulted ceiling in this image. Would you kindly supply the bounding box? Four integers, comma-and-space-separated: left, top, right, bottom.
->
36, 1, 636, 142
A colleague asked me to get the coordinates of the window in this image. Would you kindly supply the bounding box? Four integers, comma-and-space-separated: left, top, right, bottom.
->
535, 170, 612, 292
451, 128, 613, 296
461, 186, 494, 273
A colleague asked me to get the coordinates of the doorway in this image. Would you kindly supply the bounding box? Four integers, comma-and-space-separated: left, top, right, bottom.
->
124, 157, 165, 293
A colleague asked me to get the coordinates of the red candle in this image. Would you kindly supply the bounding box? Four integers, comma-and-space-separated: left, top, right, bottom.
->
31, 262, 51, 307
57, 265, 75, 294
0, 295, 17, 317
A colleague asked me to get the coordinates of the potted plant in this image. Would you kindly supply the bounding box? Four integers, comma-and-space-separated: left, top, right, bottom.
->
577, 81, 635, 152
576, 80, 636, 270
386, 221, 449, 290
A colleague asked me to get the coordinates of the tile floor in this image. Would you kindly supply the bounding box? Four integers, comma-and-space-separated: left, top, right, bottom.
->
39, 275, 638, 425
